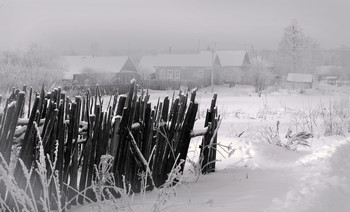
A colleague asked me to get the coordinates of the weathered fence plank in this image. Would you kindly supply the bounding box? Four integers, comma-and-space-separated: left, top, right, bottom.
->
0, 82, 220, 211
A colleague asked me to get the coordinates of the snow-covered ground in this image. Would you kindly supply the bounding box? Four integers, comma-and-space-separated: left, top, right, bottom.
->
74, 84, 350, 212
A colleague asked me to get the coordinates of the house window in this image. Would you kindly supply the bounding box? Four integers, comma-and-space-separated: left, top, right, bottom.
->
160, 69, 166, 80
167, 70, 173, 80
197, 70, 204, 79
174, 70, 181, 80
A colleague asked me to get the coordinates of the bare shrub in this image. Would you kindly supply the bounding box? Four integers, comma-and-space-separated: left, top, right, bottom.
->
319, 97, 350, 136
285, 129, 312, 150
89, 155, 134, 211
257, 121, 283, 147
257, 105, 277, 120
256, 121, 312, 151
290, 105, 320, 134
153, 158, 184, 212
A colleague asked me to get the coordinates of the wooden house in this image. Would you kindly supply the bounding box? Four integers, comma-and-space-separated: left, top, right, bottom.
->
62, 56, 140, 86
315, 66, 342, 82
138, 55, 158, 80
286, 73, 313, 89
214, 50, 251, 84
139, 52, 221, 89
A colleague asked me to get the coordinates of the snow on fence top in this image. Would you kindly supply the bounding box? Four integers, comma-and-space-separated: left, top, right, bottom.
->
0, 82, 220, 211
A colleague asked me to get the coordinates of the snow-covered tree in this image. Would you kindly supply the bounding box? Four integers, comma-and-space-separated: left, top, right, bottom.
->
250, 61, 273, 93
277, 20, 320, 74
0, 44, 65, 92
241, 55, 273, 92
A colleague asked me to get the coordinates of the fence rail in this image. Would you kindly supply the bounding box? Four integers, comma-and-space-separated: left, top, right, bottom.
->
0, 81, 220, 211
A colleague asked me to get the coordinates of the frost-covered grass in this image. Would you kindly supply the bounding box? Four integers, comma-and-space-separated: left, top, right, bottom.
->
4, 84, 350, 212
0, 125, 135, 212
0, 124, 63, 212
77, 84, 350, 212
133, 84, 350, 212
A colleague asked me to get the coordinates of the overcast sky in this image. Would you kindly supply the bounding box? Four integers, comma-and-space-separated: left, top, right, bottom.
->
0, 0, 349, 52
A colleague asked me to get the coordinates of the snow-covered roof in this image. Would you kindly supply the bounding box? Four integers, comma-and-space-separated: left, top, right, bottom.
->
62, 56, 136, 79
138, 50, 250, 70
139, 52, 217, 68
250, 56, 273, 67
138, 55, 158, 73
287, 73, 313, 83
214, 50, 250, 67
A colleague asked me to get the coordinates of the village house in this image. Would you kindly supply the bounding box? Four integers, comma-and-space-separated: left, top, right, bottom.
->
315, 66, 343, 85
138, 55, 158, 80
214, 50, 251, 85
139, 52, 221, 89
138, 50, 251, 89
62, 56, 140, 86
286, 73, 314, 89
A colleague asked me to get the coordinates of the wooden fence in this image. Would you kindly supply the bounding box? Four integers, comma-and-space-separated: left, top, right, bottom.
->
0, 81, 220, 211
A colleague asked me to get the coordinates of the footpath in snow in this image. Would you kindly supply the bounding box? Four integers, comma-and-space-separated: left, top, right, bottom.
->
151, 137, 350, 212
267, 137, 350, 212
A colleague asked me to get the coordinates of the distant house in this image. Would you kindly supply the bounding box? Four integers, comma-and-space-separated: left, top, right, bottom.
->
214, 51, 251, 84
138, 55, 158, 80
315, 66, 342, 82
286, 73, 313, 89
139, 52, 221, 89
62, 56, 140, 85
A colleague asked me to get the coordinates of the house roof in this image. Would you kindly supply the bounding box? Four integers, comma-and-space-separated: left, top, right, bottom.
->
139, 52, 218, 68
287, 73, 313, 83
138, 55, 158, 72
138, 50, 250, 70
214, 50, 250, 67
250, 56, 273, 67
62, 56, 136, 79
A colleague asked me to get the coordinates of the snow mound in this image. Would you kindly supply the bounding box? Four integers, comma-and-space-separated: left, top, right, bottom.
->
267, 138, 350, 212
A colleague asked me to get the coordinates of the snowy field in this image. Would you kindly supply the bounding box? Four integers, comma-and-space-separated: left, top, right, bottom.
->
74, 84, 350, 212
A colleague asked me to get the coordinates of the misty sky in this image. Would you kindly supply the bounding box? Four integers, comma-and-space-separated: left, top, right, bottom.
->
0, 0, 349, 52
